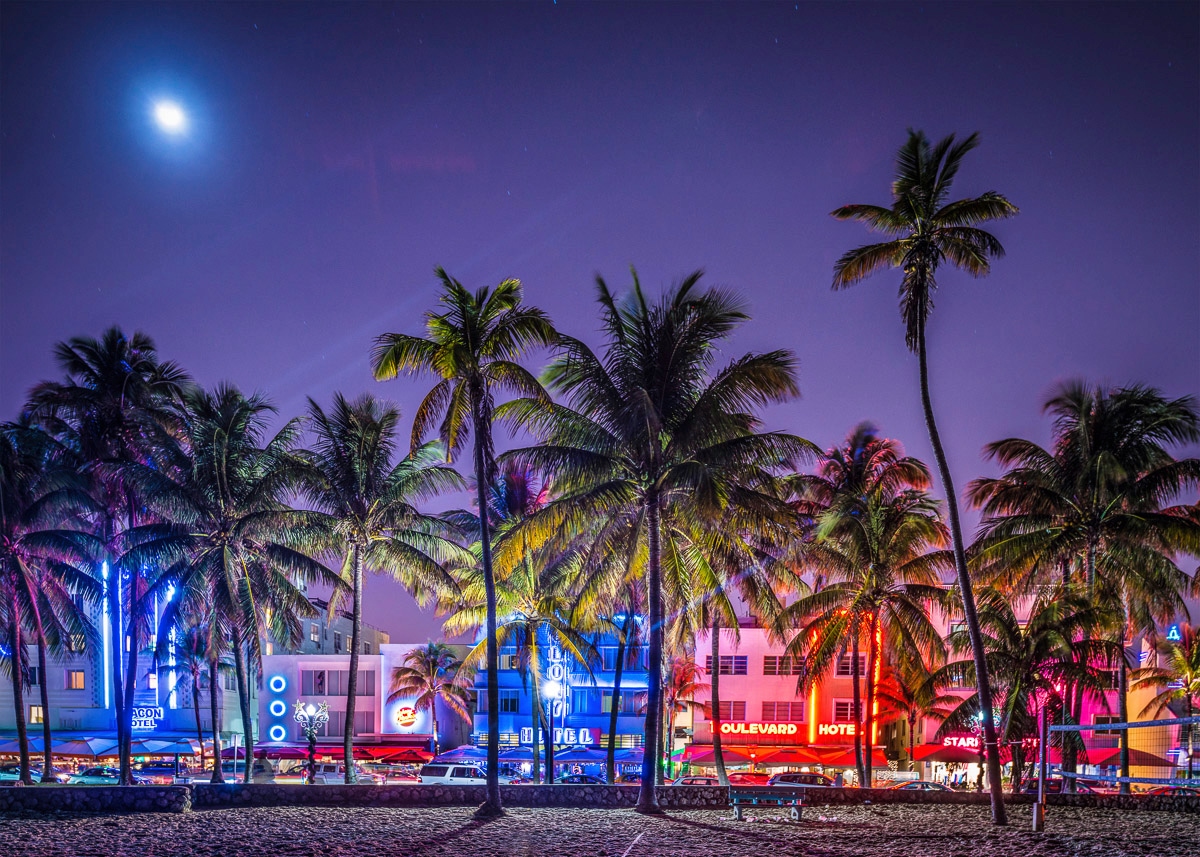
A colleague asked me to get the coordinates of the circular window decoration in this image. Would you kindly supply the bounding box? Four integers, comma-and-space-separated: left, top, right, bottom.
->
395, 706, 418, 728
267, 675, 287, 693
267, 724, 287, 742
268, 700, 287, 717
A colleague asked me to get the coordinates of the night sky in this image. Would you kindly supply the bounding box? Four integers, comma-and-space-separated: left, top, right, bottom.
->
2, 2, 1197, 641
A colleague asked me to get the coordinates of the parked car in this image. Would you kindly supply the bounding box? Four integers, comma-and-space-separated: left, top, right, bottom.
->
767, 771, 835, 788
135, 761, 184, 784
674, 775, 720, 786
360, 762, 419, 783
218, 759, 276, 783
418, 764, 517, 785
1144, 786, 1199, 796
889, 780, 952, 791
726, 771, 772, 786
556, 774, 605, 785
0, 763, 72, 783
67, 766, 150, 785
616, 771, 643, 784
1020, 779, 1098, 795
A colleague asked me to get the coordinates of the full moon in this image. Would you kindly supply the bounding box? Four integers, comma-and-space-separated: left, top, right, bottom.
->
153, 101, 188, 134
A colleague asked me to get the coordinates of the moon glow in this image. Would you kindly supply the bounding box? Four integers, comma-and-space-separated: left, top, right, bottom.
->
153, 101, 188, 134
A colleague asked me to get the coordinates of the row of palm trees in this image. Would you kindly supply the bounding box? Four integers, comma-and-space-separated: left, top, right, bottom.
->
2, 130, 1197, 827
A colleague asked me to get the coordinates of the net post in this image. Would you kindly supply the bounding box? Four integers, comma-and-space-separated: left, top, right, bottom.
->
1033, 705, 1047, 832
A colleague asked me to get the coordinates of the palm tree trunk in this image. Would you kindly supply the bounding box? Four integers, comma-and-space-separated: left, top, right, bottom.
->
120, 578, 139, 786
605, 614, 630, 784
8, 604, 32, 785
430, 700, 440, 758
209, 657, 224, 783
635, 491, 664, 814
472, 405, 503, 818
916, 322, 1007, 826
711, 618, 729, 786
666, 704, 677, 780
530, 636, 542, 784
103, 532, 127, 792
230, 629, 255, 784
343, 543, 363, 784
34, 616, 54, 783
908, 712, 917, 773
852, 634, 864, 785
1011, 744, 1024, 795
1117, 614, 1131, 795
863, 612, 879, 787
192, 670, 205, 774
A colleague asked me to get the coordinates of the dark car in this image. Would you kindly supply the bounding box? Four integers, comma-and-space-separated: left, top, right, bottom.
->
1021, 779, 1098, 795
135, 761, 183, 784
674, 775, 720, 786
1144, 786, 1199, 796
556, 774, 605, 785
889, 780, 952, 791
0, 763, 72, 783
67, 766, 150, 785
767, 771, 835, 788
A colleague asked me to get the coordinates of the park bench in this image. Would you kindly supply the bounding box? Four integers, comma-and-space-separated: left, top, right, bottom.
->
728, 785, 805, 821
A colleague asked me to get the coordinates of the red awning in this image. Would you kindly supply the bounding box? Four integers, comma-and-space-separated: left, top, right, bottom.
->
764, 747, 825, 766
363, 747, 433, 763
817, 747, 887, 768
1082, 747, 1174, 768
913, 744, 984, 764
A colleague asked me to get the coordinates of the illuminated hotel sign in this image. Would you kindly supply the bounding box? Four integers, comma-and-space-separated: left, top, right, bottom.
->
131, 706, 165, 731
396, 706, 418, 728
720, 722, 801, 737
520, 726, 598, 745
816, 723, 856, 737
943, 735, 980, 749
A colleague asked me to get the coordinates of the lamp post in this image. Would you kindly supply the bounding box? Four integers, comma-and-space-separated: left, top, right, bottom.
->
544, 680, 562, 782
293, 700, 329, 785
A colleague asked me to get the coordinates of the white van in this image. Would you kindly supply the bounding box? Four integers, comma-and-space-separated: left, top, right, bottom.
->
418, 764, 492, 785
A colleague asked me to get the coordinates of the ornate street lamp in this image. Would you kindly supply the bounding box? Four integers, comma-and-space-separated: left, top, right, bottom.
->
293, 700, 330, 784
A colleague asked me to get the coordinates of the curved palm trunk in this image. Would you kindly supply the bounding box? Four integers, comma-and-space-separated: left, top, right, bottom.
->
430, 698, 440, 758
8, 604, 32, 785
544, 703, 555, 781
1011, 743, 1025, 795
908, 712, 917, 773
472, 407, 503, 818
343, 544, 364, 784
605, 615, 630, 784
863, 612, 879, 788
120, 576, 140, 786
230, 630, 255, 784
916, 323, 1007, 825
1117, 614, 1131, 795
192, 669, 206, 774
208, 657, 224, 783
34, 616, 54, 783
635, 494, 664, 814
530, 636, 542, 784
851, 634, 864, 785
711, 619, 729, 787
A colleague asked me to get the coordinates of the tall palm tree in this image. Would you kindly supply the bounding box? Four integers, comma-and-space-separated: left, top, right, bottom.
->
0, 421, 99, 784
934, 588, 1119, 793
969, 381, 1200, 791
30, 327, 191, 783
372, 268, 557, 818
831, 130, 1018, 823
388, 642, 474, 757
1131, 623, 1200, 778
121, 385, 338, 783
873, 658, 958, 773
302, 392, 467, 782
503, 270, 809, 812
782, 451, 950, 787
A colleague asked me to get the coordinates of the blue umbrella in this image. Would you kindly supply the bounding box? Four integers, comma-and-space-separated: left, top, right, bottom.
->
432, 744, 487, 762
499, 746, 536, 761
0, 737, 47, 754
555, 746, 608, 764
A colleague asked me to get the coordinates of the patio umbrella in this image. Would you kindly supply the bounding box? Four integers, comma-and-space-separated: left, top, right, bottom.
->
52, 737, 119, 758
817, 747, 887, 768
554, 746, 609, 764
129, 738, 199, 756
0, 737, 47, 754
763, 747, 825, 766
257, 744, 311, 760
612, 748, 643, 762
367, 747, 432, 763
220, 746, 269, 759
912, 744, 985, 765
682, 745, 768, 765
498, 746, 536, 762
1083, 747, 1174, 768
432, 744, 487, 763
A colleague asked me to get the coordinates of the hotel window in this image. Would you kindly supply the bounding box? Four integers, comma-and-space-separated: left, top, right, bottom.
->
362, 642, 371, 655
761, 701, 805, 722
310, 623, 320, 643
1093, 715, 1122, 735
763, 655, 804, 677
572, 688, 594, 714
704, 700, 747, 721
834, 654, 868, 677
600, 647, 619, 671
66, 670, 86, 690
334, 631, 343, 653
601, 689, 644, 714
833, 699, 861, 723
499, 690, 521, 713
30, 705, 44, 725
704, 655, 748, 676
148, 672, 158, 689
223, 672, 237, 691
1096, 669, 1120, 690
500, 653, 521, 670
28, 667, 40, 686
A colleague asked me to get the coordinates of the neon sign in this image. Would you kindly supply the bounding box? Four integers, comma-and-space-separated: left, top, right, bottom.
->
817, 723, 856, 737
396, 706, 418, 728
131, 706, 164, 731
720, 722, 800, 736
1166, 624, 1182, 643
942, 735, 979, 749
519, 726, 597, 745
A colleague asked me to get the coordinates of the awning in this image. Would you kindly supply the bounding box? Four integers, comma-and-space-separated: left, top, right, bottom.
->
554, 746, 608, 764
913, 744, 984, 764
432, 744, 487, 763
1082, 747, 1174, 768
816, 747, 888, 768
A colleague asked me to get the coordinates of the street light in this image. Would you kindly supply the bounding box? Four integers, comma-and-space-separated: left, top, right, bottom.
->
543, 680, 562, 782
293, 700, 329, 785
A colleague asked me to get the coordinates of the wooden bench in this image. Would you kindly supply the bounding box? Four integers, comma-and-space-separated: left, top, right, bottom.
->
728, 785, 805, 821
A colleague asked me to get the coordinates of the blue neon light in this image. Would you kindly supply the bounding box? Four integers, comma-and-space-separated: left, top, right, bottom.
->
268, 700, 287, 717
268, 675, 287, 693
267, 725, 287, 742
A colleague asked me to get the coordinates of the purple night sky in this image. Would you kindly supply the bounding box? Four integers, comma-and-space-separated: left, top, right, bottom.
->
2, 3, 1197, 641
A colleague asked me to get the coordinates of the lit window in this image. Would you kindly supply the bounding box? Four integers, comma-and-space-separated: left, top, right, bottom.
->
833, 699, 861, 723
835, 654, 868, 677
704, 655, 748, 675
762, 701, 805, 722
30, 705, 44, 725
148, 672, 158, 689
310, 623, 320, 643
66, 670, 86, 690
763, 655, 804, 677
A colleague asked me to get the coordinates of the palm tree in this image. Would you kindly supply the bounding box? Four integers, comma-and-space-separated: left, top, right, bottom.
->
782, 447, 950, 787
0, 421, 99, 784
30, 327, 191, 783
388, 642, 474, 756
372, 268, 557, 818
156, 610, 231, 776
661, 656, 707, 779
301, 392, 467, 782
831, 130, 1018, 823
121, 385, 337, 783
1131, 623, 1200, 778
873, 658, 958, 773
969, 381, 1200, 791
503, 270, 809, 812
934, 589, 1119, 793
